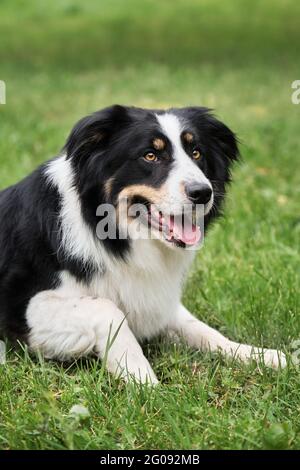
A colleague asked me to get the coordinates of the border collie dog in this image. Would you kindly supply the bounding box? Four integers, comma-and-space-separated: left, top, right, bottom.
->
0, 105, 285, 383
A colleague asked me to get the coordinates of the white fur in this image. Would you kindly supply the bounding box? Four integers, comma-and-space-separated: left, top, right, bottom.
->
155, 113, 214, 215
45, 155, 109, 272
58, 241, 194, 341
26, 290, 158, 383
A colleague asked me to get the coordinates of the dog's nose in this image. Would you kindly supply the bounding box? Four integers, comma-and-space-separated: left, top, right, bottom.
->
185, 182, 212, 205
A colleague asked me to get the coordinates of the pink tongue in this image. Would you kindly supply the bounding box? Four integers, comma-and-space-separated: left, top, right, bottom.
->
169, 216, 201, 245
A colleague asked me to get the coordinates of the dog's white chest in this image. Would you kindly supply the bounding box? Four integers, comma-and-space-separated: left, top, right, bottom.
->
60, 241, 194, 340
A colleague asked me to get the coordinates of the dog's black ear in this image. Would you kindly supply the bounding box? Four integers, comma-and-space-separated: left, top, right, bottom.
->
64, 105, 130, 162
203, 111, 239, 163
182, 107, 239, 163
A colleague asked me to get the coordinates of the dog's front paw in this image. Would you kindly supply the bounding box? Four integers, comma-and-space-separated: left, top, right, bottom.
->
260, 348, 287, 369
229, 342, 287, 369
124, 368, 159, 386
111, 357, 159, 385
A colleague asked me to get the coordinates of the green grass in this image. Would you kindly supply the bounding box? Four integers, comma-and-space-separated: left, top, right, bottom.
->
0, 0, 300, 450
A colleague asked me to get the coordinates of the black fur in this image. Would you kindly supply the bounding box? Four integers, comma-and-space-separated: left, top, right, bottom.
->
0, 105, 239, 342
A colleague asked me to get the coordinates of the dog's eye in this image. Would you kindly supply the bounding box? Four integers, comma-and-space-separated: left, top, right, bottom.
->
192, 149, 201, 160
143, 152, 158, 163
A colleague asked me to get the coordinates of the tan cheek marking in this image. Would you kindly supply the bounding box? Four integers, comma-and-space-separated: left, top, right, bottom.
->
183, 132, 194, 143
118, 184, 168, 207
153, 138, 166, 151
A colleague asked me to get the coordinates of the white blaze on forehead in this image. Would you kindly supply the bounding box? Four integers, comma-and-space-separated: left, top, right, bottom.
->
155, 113, 212, 205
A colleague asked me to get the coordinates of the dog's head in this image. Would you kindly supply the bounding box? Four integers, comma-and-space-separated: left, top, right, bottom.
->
64, 105, 239, 251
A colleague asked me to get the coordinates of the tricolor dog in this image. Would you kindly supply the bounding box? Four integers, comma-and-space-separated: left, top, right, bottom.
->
0, 105, 286, 383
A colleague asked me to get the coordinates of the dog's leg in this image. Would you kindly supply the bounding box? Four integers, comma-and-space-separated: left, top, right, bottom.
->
168, 304, 286, 368
26, 290, 158, 384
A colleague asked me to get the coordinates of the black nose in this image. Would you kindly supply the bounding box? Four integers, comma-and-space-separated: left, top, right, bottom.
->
185, 182, 212, 205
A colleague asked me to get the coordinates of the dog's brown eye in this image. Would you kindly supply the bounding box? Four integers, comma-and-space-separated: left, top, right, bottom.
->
144, 152, 158, 162
192, 149, 201, 160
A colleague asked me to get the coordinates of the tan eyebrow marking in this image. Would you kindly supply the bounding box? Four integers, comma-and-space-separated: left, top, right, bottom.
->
183, 132, 194, 143
153, 138, 166, 150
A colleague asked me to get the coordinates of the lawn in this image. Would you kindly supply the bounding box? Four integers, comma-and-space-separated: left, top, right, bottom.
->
0, 0, 300, 450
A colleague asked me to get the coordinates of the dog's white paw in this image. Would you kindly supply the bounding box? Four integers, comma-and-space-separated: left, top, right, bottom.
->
259, 348, 287, 369
112, 357, 159, 385
124, 368, 159, 385
229, 342, 287, 369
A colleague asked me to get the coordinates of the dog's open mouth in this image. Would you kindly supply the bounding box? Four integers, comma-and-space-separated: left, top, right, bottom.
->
148, 208, 201, 247
129, 197, 201, 247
